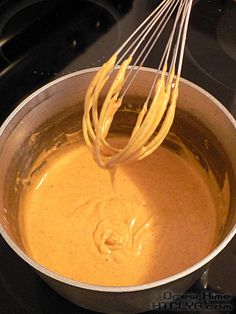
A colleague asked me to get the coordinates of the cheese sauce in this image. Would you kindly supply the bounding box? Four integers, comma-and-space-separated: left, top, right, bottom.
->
19, 138, 218, 286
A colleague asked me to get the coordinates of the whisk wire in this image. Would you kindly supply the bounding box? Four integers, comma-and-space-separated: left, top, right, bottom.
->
177, 0, 193, 75
120, 0, 192, 102
120, 0, 181, 99
164, 0, 187, 71
129, 0, 178, 57
115, 0, 172, 58
83, 0, 193, 168
147, 0, 187, 104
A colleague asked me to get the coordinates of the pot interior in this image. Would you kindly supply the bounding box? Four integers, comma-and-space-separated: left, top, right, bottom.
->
0, 69, 236, 276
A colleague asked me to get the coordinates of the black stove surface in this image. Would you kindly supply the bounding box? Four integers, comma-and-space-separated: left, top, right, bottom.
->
0, 1, 236, 313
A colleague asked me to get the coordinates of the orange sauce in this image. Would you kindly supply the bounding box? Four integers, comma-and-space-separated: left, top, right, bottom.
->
19, 138, 218, 286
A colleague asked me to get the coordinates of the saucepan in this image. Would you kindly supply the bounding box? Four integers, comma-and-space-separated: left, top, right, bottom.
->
0, 67, 236, 314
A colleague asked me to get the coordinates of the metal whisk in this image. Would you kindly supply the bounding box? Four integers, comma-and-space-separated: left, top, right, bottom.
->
83, 0, 193, 169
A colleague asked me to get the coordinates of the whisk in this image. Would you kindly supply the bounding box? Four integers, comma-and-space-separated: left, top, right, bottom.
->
83, 0, 193, 169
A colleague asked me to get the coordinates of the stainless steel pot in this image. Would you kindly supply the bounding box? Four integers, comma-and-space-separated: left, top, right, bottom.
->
0, 67, 236, 314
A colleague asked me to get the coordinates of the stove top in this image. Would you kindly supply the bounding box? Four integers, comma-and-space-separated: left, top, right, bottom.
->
0, 1, 235, 313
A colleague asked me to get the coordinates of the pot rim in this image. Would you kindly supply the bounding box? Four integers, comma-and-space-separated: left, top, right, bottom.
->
0, 66, 236, 293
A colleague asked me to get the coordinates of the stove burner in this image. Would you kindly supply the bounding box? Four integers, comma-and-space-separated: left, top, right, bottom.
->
0, 0, 121, 72
0, 0, 132, 123
186, 0, 236, 90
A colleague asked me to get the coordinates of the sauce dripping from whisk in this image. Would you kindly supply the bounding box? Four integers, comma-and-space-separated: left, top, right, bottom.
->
83, 53, 180, 169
